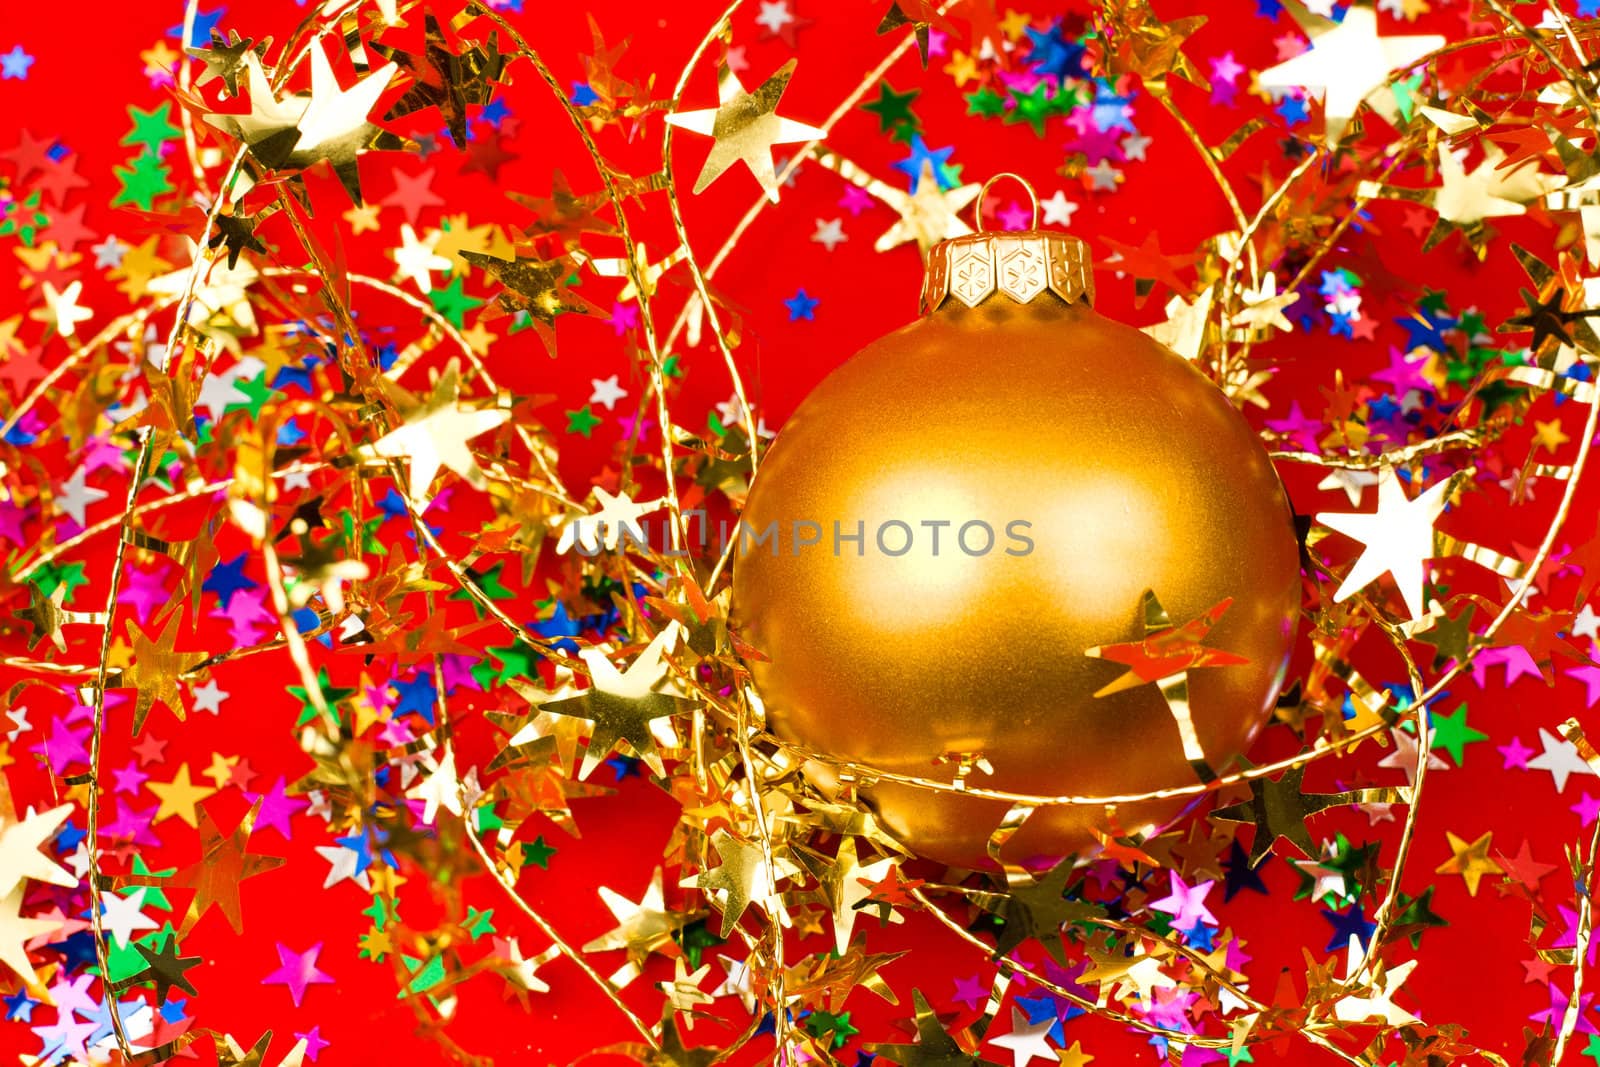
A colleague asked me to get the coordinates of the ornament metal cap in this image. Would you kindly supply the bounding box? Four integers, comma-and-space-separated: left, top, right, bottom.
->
920, 172, 1095, 314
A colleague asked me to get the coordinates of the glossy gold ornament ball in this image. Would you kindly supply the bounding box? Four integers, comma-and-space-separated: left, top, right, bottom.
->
731, 220, 1301, 872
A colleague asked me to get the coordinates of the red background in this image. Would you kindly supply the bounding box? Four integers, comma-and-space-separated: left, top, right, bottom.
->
1, 0, 1596, 1064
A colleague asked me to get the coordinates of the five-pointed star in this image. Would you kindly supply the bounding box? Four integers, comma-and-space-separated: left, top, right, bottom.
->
1041, 189, 1078, 227
1316, 468, 1451, 621
405, 748, 464, 825
1055, 1041, 1094, 1067
186, 29, 265, 97
1426, 142, 1564, 227
1086, 591, 1249, 775
286, 43, 400, 200
1435, 830, 1499, 896
541, 624, 688, 779
1142, 289, 1214, 362
191, 678, 229, 714
589, 375, 628, 411
1527, 727, 1598, 792
971, 856, 1100, 964
369, 361, 510, 504
811, 837, 900, 953
581, 866, 693, 976
1256, 5, 1442, 144
206, 43, 403, 203
99, 887, 159, 947
555, 488, 657, 555
0, 887, 59, 983
136, 933, 203, 1001
1317, 466, 1380, 506
314, 843, 371, 890
876, 160, 982, 254
687, 828, 801, 936
56, 465, 109, 526
0, 804, 76, 899
665, 60, 824, 202
497, 936, 552, 993
656, 958, 715, 1018
460, 249, 590, 328
31, 280, 93, 337
1376, 725, 1449, 784
1334, 934, 1420, 1024
392, 224, 453, 293
988, 1007, 1057, 1067
205, 51, 312, 148
217, 1031, 309, 1067
147, 762, 219, 828
15, 581, 69, 656
812, 217, 848, 250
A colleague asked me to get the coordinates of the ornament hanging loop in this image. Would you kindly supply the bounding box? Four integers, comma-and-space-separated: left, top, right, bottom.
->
976, 172, 1040, 231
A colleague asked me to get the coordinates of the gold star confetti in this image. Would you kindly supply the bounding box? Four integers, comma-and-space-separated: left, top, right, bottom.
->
969, 857, 1100, 963
147, 762, 219, 828
656, 957, 715, 1021
874, 989, 1005, 1067
368, 359, 511, 504
1435, 830, 1500, 896
541, 623, 689, 779
1230, 271, 1297, 335
665, 60, 824, 202
872, 160, 982, 255
686, 828, 800, 936
165, 799, 286, 934
373, 13, 512, 149
1256, 3, 1442, 145
1086, 591, 1249, 779
186, 29, 270, 97
1212, 766, 1406, 866
554, 488, 658, 555
205, 42, 408, 202
460, 249, 596, 356
1333, 938, 1420, 1024
582, 866, 694, 983
122, 610, 207, 732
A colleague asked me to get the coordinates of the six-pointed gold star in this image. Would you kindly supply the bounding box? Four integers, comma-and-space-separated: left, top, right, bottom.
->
541, 623, 688, 780
582, 866, 694, 983
685, 828, 801, 936
122, 610, 207, 733
874, 160, 982, 254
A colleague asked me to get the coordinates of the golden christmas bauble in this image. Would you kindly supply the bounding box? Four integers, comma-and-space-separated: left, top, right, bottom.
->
732, 199, 1301, 871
